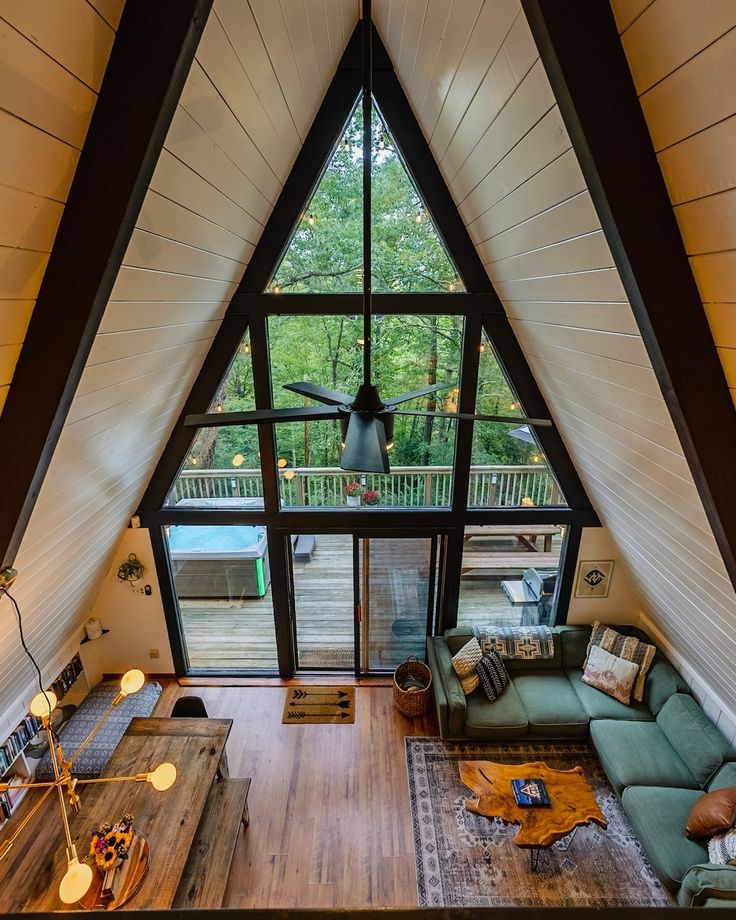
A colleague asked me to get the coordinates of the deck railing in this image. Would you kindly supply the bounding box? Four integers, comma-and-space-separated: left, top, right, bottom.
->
170, 465, 564, 508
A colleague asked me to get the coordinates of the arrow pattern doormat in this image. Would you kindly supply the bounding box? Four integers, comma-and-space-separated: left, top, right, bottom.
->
282, 686, 355, 723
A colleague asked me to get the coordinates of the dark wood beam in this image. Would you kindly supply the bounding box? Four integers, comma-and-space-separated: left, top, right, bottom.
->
229, 292, 498, 315
0, 0, 213, 569
523, 0, 736, 588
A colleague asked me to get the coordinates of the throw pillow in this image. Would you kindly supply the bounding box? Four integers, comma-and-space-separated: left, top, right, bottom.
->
686, 787, 736, 839
586, 621, 656, 702
581, 643, 639, 704
451, 638, 483, 696
476, 650, 510, 702
708, 828, 736, 866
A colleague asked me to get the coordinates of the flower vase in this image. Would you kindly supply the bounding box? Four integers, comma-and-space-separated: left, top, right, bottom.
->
346, 495, 361, 507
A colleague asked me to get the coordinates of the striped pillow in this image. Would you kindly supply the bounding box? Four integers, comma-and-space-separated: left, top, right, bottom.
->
451, 638, 483, 695
586, 622, 656, 703
476, 650, 510, 702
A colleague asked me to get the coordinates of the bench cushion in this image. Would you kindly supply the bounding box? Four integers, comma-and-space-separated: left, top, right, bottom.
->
591, 719, 699, 795
464, 682, 528, 740
657, 694, 735, 788
566, 669, 654, 721
642, 656, 691, 715
708, 763, 736, 792
622, 785, 708, 894
513, 671, 589, 737
559, 626, 592, 669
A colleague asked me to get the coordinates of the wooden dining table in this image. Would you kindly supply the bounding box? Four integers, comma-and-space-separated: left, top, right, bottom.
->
0, 716, 231, 912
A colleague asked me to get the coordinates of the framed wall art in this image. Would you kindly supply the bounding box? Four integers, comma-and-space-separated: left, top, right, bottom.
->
574, 560, 614, 598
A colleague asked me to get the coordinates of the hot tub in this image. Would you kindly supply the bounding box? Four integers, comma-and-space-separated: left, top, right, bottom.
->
167, 524, 270, 598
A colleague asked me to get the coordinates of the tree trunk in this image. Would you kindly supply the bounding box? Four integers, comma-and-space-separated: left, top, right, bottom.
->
421, 318, 438, 465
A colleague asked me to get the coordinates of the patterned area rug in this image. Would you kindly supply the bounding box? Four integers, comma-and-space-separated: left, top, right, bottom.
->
282, 686, 355, 723
35, 680, 162, 780
406, 738, 670, 908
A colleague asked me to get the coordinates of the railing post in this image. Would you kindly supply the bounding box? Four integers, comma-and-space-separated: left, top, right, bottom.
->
295, 473, 305, 507
424, 471, 432, 506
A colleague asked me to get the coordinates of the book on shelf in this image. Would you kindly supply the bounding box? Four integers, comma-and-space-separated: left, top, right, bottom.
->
511, 777, 551, 807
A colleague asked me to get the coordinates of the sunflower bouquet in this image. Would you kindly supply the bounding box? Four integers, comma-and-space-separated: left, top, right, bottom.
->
87, 813, 135, 871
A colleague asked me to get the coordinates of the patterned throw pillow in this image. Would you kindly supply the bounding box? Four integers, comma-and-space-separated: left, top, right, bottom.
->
582, 643, 640, 704
586, 622, 656, 702
708, 828, 736, 865
451, 638, 483, 695
476, 650, 510, 702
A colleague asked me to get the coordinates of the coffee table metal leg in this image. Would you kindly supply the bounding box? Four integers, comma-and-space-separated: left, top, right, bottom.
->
529, 848, 541, 871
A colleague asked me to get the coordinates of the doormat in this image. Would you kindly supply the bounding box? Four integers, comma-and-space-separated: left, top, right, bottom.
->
406, 738, 670, 908
282, 686, 355, 723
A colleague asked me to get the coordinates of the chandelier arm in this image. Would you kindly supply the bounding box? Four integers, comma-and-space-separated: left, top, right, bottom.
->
76, 774, 149, 785
0, 783, 58, 860
56, 782, 74, 851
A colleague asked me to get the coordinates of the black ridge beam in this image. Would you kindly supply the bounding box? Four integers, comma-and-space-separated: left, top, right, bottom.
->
523, 0, 736, 588
138, 28, 362, 513
0, 0, 213, 569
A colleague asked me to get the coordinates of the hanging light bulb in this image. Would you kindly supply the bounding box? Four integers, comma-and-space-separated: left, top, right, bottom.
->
29, 690, 57, 719
146, 762, 177, 791
283, 469, 295, 481
448, 280, 456, 292
415, 211, 422, 224
120, 669, 145, 697
271, 284, 281, 294
277, 458, 288, 468
215, 403, 223, 413
307, 212, 316, 226
59, 848, 93, 904
343, 140, 350, 152
190, 456, 199, 465
531, 454, 542, 464
232, 454, 245, 468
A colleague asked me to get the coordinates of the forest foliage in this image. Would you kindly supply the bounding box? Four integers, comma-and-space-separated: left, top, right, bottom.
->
183, 106, 543, 477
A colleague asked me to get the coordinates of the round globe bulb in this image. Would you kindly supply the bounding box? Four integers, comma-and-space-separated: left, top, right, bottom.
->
59, 858, 93, 904
29, 690, 57, 718
149, 762, 176, 791
283, 469, 295, 481
120, 669, 145, 697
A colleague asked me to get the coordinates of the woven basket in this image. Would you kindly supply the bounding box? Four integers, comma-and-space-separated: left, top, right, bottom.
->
393, 656, 433, 718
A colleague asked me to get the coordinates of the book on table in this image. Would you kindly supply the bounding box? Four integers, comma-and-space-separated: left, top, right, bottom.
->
511, 778, 551, 807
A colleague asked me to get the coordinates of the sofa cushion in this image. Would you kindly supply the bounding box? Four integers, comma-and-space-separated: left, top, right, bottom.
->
585, 621, 656, 702
476, 650, 509, 702
513, 671, 589, 738
622, 785, 708, 893
709, 763, 736, 792
582, 644, 640, 704
444, 628, 476, 656
686, 787, 736, 839
451, 638, 483, 695
427, 638, 467, 738
566, 668, 654, 721
657, 694, 735, 788
643, 655, 691, 715
591, 719, 699, 795
678, 864, 736, 907
559, 625, 593, 669
464, 682, 528, 740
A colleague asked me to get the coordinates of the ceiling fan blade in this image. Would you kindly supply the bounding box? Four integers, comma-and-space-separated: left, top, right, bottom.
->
392, 409, 552, 426
184, 406, 342, 428
283, 381, 354, 406
384, 382, 455, 406
340, 413, 390, 474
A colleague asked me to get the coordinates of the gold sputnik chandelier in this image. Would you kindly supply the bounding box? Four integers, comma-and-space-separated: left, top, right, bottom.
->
0, 670, 175, 904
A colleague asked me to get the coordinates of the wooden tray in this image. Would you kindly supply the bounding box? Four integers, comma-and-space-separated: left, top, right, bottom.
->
79, 832, 149, 911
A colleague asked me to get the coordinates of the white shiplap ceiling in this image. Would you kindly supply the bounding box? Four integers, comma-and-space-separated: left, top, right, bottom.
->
1, 0, 735, 726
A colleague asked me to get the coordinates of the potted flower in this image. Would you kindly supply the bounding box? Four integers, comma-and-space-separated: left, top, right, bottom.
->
342, 481, 363, 507
362, 489, 380, 506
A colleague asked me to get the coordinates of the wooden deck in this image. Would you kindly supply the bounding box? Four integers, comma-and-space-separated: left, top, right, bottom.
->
178, 533, 561, 671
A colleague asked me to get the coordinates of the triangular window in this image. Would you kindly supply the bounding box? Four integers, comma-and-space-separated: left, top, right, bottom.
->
469, 332, 567, 507
270, 104, 463, 294
166, 330, 264, 507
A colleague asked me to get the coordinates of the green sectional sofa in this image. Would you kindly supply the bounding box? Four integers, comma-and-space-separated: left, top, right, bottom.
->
427, 624, 736, 907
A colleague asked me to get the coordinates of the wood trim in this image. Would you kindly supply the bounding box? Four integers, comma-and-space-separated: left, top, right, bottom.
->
229, 292, 497, 315
0, 0, 213, 570
523, 0, 736, 589
550, 525, 582, 626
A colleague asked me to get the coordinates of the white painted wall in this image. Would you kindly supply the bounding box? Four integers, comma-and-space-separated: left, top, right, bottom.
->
89, 528, 174, 675
566, 527, 642, 625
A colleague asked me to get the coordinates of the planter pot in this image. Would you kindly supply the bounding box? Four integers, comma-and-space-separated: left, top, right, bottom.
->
346, 495, 361, 507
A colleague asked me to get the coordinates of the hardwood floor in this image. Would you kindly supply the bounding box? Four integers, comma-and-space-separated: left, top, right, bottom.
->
154, 682, 436, 908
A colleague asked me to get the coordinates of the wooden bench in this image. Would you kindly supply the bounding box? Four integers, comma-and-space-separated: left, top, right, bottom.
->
461, 552, 559, 575
173, 777, 251, 909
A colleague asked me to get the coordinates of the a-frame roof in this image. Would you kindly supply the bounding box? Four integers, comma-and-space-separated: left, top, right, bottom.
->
1, 1, 736, 724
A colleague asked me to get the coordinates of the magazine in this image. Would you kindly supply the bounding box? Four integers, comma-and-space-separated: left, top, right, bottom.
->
511, 777, 551, 807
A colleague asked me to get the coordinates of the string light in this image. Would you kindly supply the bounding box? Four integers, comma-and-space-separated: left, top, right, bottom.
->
240, 341, 251, 356
283, 469, 295, 481
307, 212, 316, 226
215, 403, 223, 413
272, 284, 282, 294
415, 211, 422, 224
190, 456, 199, 466
531, 454, 542, 464
277, 458, 288, 468
232, 454, 245, 467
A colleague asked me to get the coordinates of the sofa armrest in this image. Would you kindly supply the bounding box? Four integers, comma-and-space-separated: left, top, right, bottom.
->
427, 637, 466, 738
677, 863, 736, 907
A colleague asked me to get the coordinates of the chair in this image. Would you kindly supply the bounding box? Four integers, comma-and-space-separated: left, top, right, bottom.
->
171, 696, 229, 780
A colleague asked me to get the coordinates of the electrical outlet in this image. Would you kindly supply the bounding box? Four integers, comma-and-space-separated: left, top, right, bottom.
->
149, 648, 160, 659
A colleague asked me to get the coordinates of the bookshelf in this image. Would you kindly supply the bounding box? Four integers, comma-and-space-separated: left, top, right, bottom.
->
0, 653, 88, 827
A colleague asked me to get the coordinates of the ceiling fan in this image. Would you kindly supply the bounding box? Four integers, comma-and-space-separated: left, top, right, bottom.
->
184, 0, 552, 474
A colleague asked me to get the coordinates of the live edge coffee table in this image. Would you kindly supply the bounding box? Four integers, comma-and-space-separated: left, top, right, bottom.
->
459, 759, 608, 870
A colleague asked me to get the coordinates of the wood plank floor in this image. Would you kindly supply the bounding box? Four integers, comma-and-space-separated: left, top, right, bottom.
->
154, 682, 436, 908
178, 533, 558, 670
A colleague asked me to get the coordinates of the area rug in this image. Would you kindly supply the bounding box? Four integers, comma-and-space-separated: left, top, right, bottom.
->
406, 738, 670, 908
35, 680, 162, 780
282, 686, 355, 723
